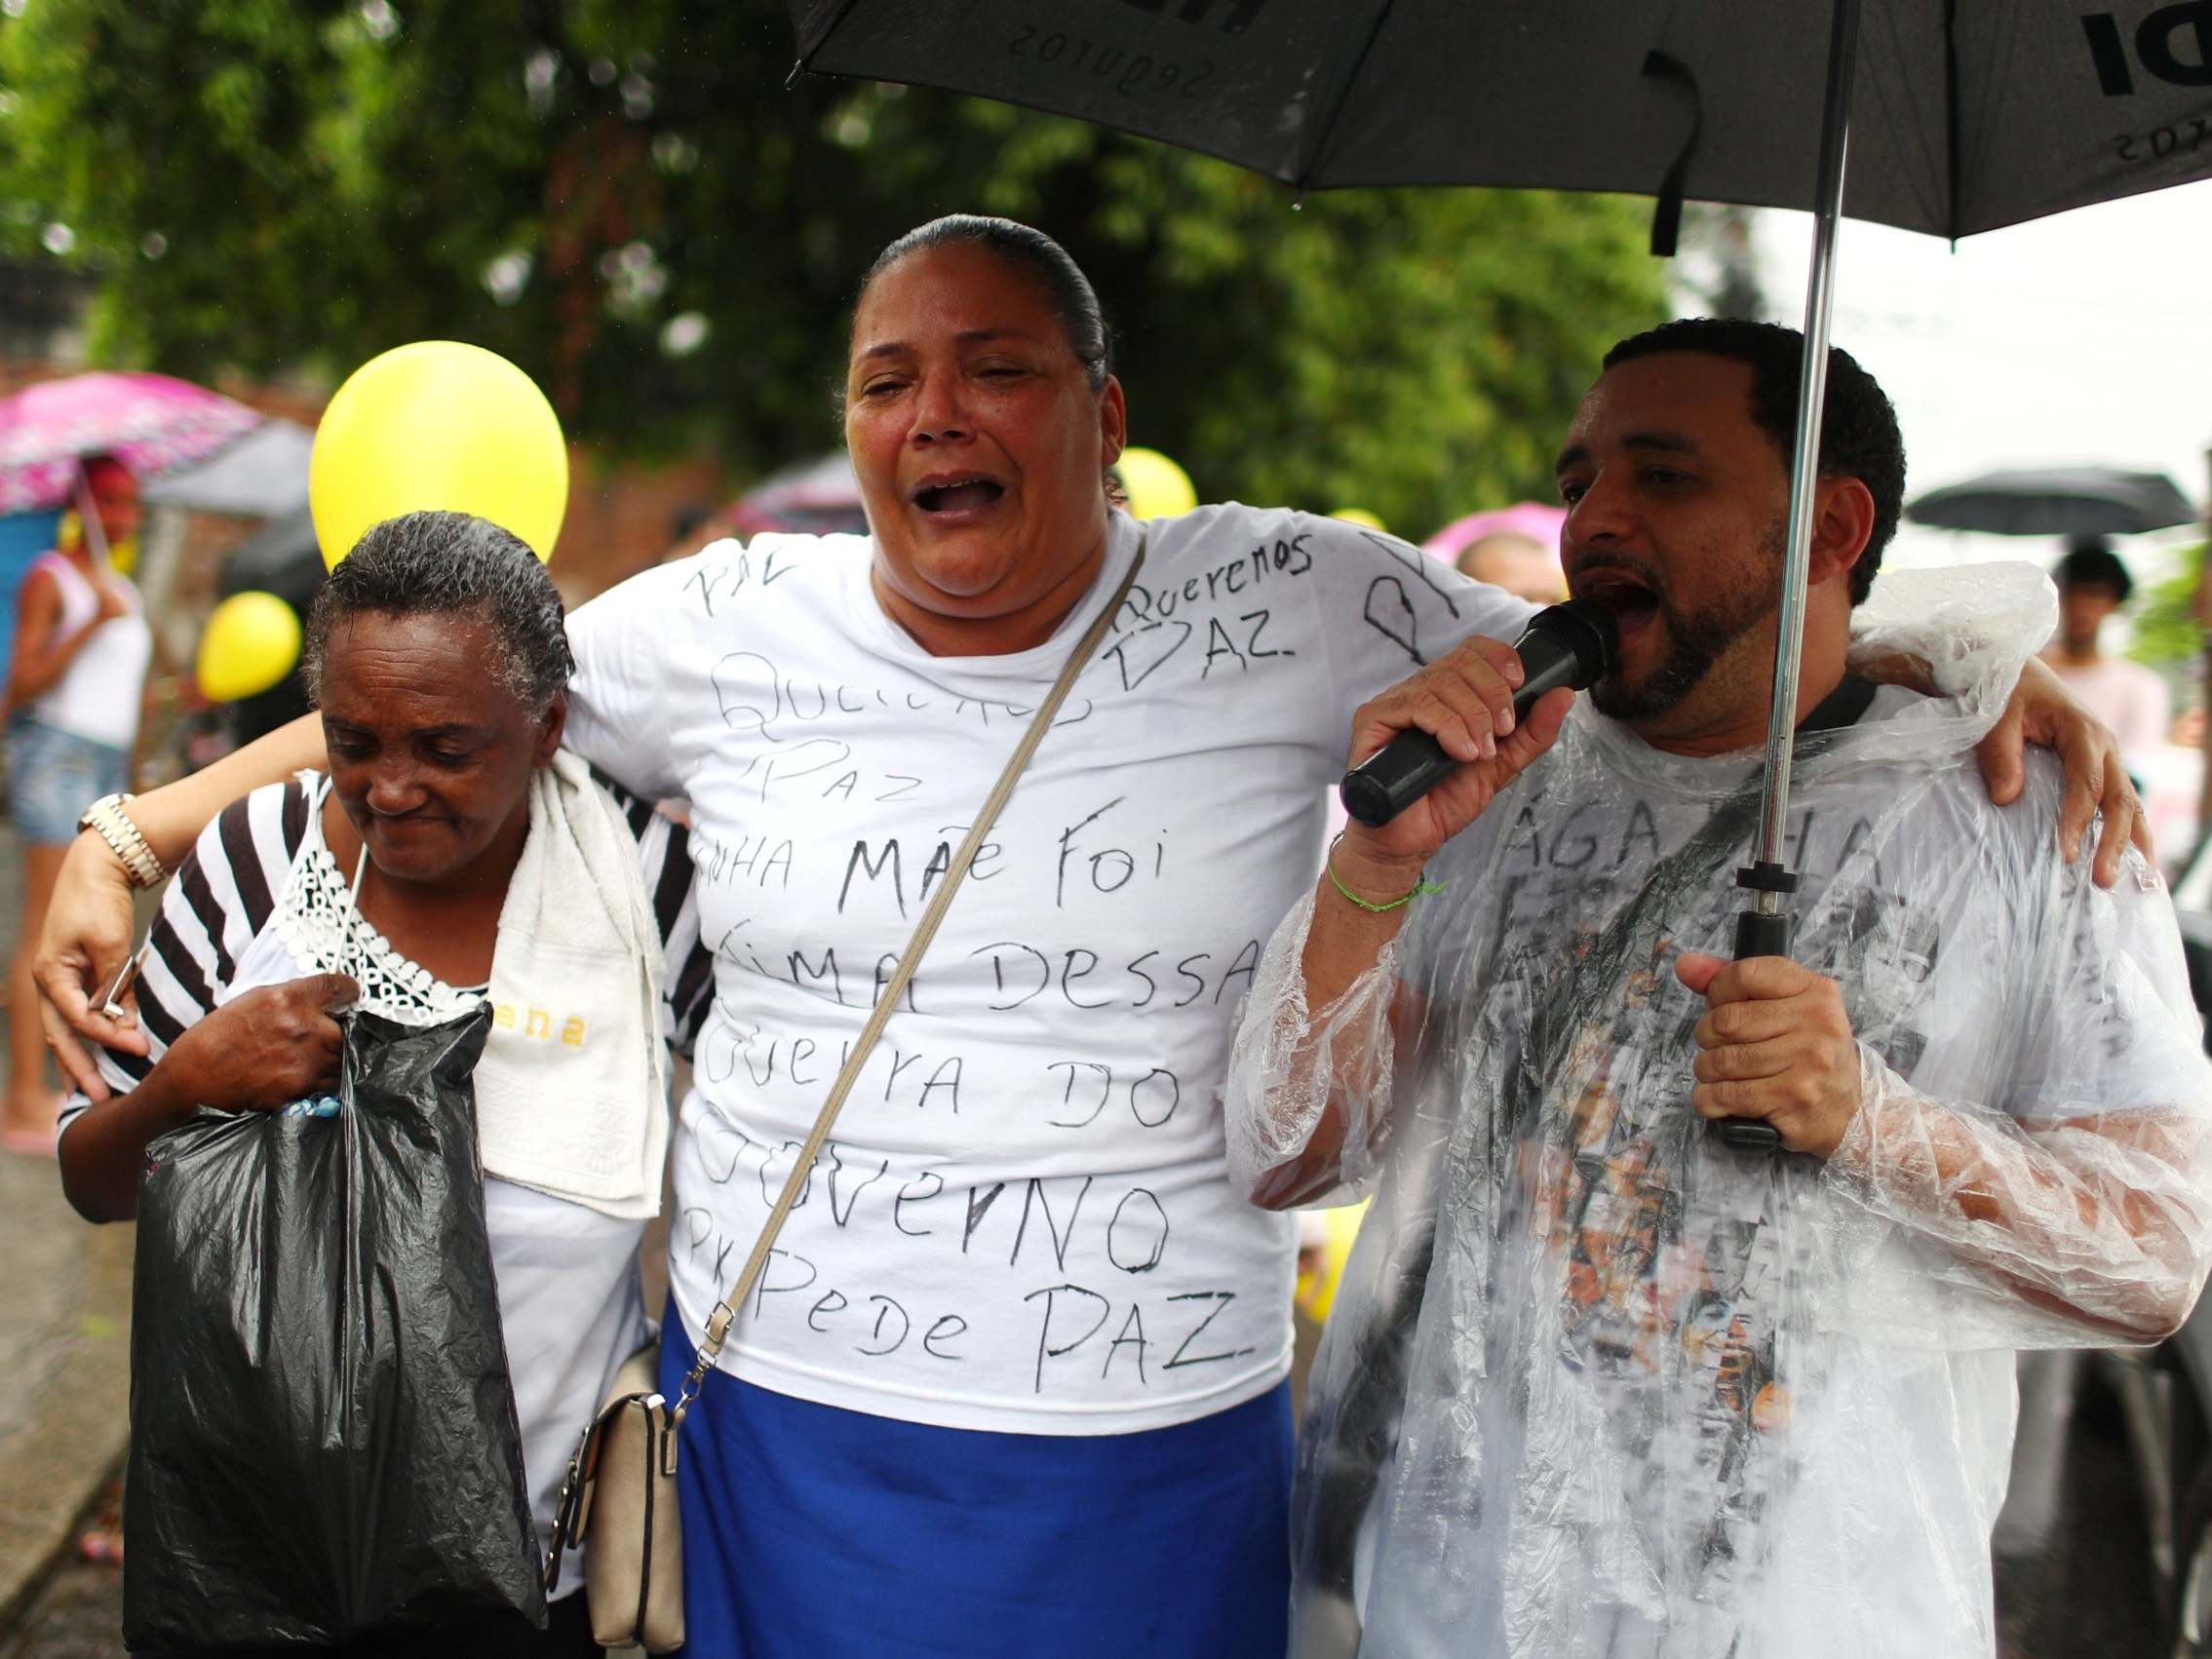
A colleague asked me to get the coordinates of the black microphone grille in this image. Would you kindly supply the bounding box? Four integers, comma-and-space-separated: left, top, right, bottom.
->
1523, 599, 1618, 683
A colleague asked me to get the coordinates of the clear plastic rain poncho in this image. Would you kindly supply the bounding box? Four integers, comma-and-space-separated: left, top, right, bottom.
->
1226, 564, 2212, 1659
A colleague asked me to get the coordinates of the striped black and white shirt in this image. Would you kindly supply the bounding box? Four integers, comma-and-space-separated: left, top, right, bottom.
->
62, 769, 712, 1122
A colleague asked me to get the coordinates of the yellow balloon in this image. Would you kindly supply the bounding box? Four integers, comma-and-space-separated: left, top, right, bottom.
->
1114, 446, 1197, 520
1331, 508, 1386, 532
310, 341, 567, 570
1294, 1199, 1371, 1326
197, 592, 302, 703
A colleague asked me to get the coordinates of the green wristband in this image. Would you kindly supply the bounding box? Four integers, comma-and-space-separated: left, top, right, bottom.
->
1324, 832, 1449, 914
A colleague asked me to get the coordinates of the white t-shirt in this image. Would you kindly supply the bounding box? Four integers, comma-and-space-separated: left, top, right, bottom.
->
564, 505, 1534, 1434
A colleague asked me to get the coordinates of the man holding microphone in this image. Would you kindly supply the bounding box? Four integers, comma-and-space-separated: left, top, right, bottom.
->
1227, 319, 2212, 1659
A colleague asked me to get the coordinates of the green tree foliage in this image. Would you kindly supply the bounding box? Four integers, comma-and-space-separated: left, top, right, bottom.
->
0, 0, 1667, 531
2130, 540, 2209, 670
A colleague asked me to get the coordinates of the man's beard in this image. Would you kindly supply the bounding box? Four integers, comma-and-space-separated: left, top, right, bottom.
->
1587, 529, 1781, 723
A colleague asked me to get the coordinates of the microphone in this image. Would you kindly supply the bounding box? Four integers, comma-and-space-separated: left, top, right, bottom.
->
1339, 599, 1618, 830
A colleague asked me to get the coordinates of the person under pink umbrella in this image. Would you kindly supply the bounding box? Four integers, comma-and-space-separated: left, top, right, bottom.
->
0, 371, 264, 1144
4, 456, 152, 1151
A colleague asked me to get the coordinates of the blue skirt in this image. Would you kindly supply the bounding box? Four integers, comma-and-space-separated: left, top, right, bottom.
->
656, 1311, 1292, 1658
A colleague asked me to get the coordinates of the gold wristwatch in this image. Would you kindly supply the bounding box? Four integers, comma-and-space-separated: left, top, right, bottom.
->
77, 792, 167, 890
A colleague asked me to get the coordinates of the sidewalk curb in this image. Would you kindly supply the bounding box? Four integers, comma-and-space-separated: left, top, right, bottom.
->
0, 1215, 134, 1634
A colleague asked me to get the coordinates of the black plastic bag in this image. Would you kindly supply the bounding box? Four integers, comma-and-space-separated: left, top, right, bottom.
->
123, 1006, 547, 1652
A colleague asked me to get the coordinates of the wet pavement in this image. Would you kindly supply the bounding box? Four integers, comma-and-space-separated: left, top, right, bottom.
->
1995, 1364, 2163, 1656
1, 1539, 123, 1659
0, 817, 136, 1658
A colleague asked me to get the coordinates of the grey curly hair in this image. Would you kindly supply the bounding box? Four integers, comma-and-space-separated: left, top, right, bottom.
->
301, 511, 573, 709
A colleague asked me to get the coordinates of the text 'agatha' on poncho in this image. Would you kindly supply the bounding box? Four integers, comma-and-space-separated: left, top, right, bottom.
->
1225, 564, 2212, 1659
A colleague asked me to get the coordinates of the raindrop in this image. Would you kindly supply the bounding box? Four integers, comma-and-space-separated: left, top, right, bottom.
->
620, 72, 654, 120
661, 312, 710, 358
0, 0, 26, 18
140, 232, 169, 260
484, 251, 532, 304
41, 222, 75, 255
652, 134, 698, 174
607, 243, 668, 312
588, 57, 616, 87
358, 0, 398, 41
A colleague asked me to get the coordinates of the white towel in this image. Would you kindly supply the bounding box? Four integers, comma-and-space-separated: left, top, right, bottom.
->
474, 750, 668, 1220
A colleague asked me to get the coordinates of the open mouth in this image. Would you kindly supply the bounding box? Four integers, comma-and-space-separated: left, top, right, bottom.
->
912, 477, 1006, 515
1571, 565, 1664, 641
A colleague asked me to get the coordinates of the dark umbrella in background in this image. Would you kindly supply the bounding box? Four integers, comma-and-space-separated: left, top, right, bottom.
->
212, 507, 323, 744
143, 419, 315, 520
789, 0, 2212, 1152
1908, 466, 2201, 541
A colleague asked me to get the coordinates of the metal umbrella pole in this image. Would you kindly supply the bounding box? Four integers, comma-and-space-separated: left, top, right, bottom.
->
1714, 0, 1862, 1155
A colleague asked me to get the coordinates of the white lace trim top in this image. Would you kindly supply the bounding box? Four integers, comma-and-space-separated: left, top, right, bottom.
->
273, 782, 486, 1024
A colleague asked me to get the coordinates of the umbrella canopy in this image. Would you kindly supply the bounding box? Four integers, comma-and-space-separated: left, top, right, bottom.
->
0, 371, 263, 516
1907, 466, 2201, 539
143, 418, 314, 519
788, 3, 2212, 241
216, 505, 324, 611
212, 506, 323, 744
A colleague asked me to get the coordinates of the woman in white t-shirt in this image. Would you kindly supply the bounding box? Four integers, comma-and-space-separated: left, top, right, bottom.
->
3, 454, 151, 1153
34, 218, 2146, 1658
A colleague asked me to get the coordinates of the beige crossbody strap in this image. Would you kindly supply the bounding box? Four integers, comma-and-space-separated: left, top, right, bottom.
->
670, 536, 1146, 1422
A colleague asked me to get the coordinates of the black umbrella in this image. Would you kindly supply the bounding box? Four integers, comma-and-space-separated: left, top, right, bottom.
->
216, 505, 323, 610
144, 419, 314, 519
1907, 466, 2201, 540
787, 4, 2212, 239
789, 0, 2212, 1146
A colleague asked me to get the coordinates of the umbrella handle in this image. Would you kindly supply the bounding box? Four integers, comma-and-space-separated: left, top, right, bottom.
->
74, 463, 114, 573
1711, 909, 1788, 1153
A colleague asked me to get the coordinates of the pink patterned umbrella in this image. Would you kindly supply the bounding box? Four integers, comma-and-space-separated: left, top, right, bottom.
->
0, 372, 263, 517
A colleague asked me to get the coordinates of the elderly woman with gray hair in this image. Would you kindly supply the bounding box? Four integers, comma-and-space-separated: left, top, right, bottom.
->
57, 511, 706, 1657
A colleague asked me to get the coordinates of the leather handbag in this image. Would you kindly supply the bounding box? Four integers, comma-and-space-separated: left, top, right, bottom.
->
547, 1345, 681, 1650
542, 539, 1147, 1652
